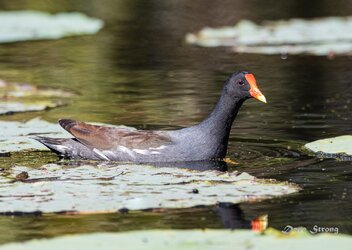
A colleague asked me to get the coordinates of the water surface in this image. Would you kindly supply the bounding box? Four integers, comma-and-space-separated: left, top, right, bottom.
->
0, 0, 351, 243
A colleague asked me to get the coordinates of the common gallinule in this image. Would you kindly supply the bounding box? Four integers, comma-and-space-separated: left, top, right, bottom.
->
35, 71, 266, 162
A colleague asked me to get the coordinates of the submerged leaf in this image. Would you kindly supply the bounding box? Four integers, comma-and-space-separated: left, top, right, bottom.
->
0, 229, 350, 250
186, 17, 352, 55
0, 164, 300, 213
0, 101, 61, 115
0, 81, 74, 98
305, 135, 352, 160
0, 80, 74, 115
0, 10, 103, 43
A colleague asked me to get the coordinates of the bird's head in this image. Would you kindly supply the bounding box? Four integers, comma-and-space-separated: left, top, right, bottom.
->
224, 71, 266, 103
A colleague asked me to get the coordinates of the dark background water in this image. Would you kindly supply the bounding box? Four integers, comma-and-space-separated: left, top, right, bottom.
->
0, 0, 351, 244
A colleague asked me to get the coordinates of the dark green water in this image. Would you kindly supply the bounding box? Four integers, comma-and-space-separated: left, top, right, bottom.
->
0, 0, 351, 244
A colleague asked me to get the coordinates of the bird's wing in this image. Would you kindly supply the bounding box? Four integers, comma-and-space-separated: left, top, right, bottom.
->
58, 119, 173, 150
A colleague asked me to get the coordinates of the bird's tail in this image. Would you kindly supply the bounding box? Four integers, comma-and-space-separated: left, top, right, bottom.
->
33, 136, 100, 160
33, 136, 71, 157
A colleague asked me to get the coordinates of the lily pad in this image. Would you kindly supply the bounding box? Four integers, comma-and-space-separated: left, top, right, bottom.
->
0, 118, 70, 153
0, 80, 74, 115
0, 164, 299, 213
0, 10, 103, 43
0, 229, 350, 250
304, 135, 352, 160
186, 17, 352, 55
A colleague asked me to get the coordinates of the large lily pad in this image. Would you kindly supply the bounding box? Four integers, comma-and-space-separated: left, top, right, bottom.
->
186, 16, 352, 55
0, 164, 299, 213
0, 229, 350, 250
305, 135, 352, 160
0, 10, 103, 43
0, 80, 74, 115
0, 118, 70, 153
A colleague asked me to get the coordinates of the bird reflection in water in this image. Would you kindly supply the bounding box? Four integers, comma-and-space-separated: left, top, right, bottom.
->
215, 203, 268, 232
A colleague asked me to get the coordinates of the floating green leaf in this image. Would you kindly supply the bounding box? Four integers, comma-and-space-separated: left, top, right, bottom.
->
304, 135, 352, 160
0, 229, 350, 250
186, 17, 352, 55
0, 10, 104, 43
0, 164, 299, 213
0, 118, 69, 153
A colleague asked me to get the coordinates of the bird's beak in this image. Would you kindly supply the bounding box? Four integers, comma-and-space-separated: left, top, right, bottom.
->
245, 74, 267, 103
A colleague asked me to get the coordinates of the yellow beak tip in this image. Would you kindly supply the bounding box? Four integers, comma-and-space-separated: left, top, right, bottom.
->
257, 95, 267, 103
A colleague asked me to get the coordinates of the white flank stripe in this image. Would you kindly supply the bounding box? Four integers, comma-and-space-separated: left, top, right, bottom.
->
133, 149, 150, 155
93, 148, 110, 161
149, 145, 167, 150
118, 146, 135, 158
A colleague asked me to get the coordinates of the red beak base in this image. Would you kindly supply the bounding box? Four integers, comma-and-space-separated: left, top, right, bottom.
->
245, 74, 267, 103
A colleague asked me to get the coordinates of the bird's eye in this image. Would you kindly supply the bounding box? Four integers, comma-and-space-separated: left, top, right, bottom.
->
237, 80, 245, 86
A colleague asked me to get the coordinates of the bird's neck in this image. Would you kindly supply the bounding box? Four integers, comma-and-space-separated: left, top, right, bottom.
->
199, 92, 244, 150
